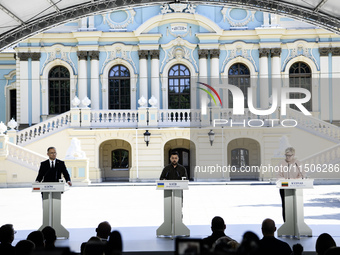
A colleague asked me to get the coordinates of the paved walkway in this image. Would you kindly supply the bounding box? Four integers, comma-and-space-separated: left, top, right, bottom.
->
1, 183, 340, 253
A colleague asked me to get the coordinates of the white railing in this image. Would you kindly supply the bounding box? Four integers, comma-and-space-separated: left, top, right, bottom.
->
286, 108, 340, 141
220, 109, 260, 121
91, 110, 138, 127
301, 143, 340, 166
158, 109, 201, 127
16, 111, 71, 145
7, 143, 47, 171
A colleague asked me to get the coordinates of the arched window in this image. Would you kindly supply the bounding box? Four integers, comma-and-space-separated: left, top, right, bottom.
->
289, 62, 312, 111
228, 63, 250, 108
109, 65, 130, 109
49, 66, 70, 114
112, 149, 129, 169
231, 148, 249, 169
168, 64, 190, 109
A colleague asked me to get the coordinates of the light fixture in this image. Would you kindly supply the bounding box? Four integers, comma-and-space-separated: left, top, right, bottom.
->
144, 130, 151, 146
208, 129, 215, 146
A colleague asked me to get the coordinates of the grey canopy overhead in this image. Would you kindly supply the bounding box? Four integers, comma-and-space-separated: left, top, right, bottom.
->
0, 0, 339, 51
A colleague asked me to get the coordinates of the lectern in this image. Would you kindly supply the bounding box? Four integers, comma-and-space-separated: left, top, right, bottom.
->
32, 182, 70, 239
156, 180, 190, 238
276, 179, 313, 238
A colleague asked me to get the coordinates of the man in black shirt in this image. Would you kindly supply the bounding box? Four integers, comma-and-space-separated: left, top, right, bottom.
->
160, 151, 188, 180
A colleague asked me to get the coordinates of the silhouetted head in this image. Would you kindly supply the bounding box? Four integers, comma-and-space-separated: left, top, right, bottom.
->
27, 231, 44, 249
106, 231, 123, 255
42, 226, 56, 247
238, 231, 260, 255
292, 243, 303, 255
96, 221, 111, 240
316, 233, 336, 255
211, 216, 226, 232
261, 218, 276, 236
0, 224, 15, 244
15, 240, 35, 255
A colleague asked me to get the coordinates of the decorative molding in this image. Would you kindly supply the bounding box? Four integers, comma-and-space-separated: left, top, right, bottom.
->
150, 50, 160, 60
77, 51, 88, 60
282, 42, 319, 71
221, 7, 254, 27
40, 45, 77, 75
161, 3, 196, 14
331, 47, 340, 56
211, 49, 220, 58
221, 43, 257, 73
102, 9, 136, 30
319, 47, 331, 56
89, 51, 100, 61
100, 44, 137, 74
160, 37, 198, 73
138, 50, 148, 60
17, 52, 41, 61
198, 49, 209, 59
271, 48, 281, 57
259, 48, 270, 58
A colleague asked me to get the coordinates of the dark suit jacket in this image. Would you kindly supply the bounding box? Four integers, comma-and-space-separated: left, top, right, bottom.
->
36, 159, 71, 183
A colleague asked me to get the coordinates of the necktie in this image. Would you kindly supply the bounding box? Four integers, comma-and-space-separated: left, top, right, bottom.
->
52, 161, 54, 168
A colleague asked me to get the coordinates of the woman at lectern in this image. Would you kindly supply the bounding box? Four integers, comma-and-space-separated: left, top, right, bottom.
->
277, 147, 304, 222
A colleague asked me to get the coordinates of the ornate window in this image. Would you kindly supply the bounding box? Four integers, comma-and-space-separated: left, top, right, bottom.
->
228, 63, 250, 108
112, 149, 129, 169
168, 64, 190, 109
48, 66, 70, 114
109, 65, 130, 109
231, 148, 249, 169
289, 62, 312, 111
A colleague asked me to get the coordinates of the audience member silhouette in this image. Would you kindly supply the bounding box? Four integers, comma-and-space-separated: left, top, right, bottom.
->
0, 224, 16, 255
324, 246, 340, 255
81, 221, 112, 254
213, 236, 239, 255
292, 243, 303, 255
27, 230, 45, 250
105, 230, 123, 255
15, 240, 35, 255
42, 226, 57, 250
258, 218, 292, 255
84, 236, 105, 255
202, 216, 234, 250
237, 231, 260, 255
316, 233, 336, 255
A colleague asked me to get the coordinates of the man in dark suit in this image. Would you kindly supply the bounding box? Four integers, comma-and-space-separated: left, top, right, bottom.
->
259, 218, 292, 255
36, 147, 72, 185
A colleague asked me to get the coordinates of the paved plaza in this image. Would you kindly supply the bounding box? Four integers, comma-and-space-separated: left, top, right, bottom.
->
1, 182, 340, 253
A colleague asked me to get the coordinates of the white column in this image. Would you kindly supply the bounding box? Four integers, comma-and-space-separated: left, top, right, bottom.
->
18, 53, 29, 124
319, 48, 330, 120
31, 53, 41, 123
259, 48, 270, 109
89, 51, 100, 110
198, 49, 208, 114
271, 48, 281, 110
263, 12, 270, 27
77, 51, 88, 106
210, 49, 220, 107
150, 50, 160, 108
331, 48, 340, 120
138, 50, 148, 106
88, 16, 95, 31
79, 17, 87, 31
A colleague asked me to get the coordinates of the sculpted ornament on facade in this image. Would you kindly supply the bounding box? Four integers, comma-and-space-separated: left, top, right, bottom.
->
161, 3, 196, 14
222, 44, 257, 72
161, 37, 198, 72
221, 7, 254, 27
102, 9, 136, 30
40, 46, 76, 75
100, 46, 137, 74
282, 43, 319, 71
